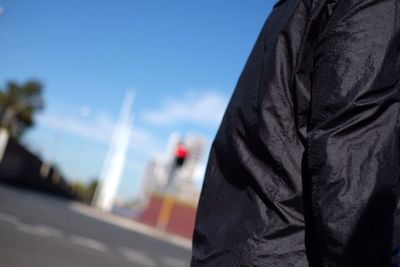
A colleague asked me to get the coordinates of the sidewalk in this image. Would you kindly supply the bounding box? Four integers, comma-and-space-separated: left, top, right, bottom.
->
69, 202, 192, 250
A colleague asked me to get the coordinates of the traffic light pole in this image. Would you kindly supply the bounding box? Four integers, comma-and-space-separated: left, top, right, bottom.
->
156, 144, 188, 231
156, 193, 175, 231
156, 162, 178, 230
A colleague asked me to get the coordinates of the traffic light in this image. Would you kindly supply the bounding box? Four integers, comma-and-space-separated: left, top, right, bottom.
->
174, 144, 187, 168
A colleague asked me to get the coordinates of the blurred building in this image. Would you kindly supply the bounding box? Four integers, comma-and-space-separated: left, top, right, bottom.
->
139, 133, 207, 206
136, 133, 207, 239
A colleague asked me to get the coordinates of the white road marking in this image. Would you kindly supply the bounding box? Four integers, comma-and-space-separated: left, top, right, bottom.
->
119, 247, 157, 267
162, 256, 187, 267
69, 235, 108, 252
16, 223, 64, 239
0, 212, 19, 225
70, 203, 192, 250
35, 224, 64, 238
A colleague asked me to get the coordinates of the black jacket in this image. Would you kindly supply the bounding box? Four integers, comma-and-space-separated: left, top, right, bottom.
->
192, 0, 400, 266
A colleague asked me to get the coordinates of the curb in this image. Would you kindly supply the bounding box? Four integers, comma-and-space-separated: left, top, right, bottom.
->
69, 202, 192, 250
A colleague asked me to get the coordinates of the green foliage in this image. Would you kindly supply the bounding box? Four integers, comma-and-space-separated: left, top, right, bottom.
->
71, 179, 99, 203
0, 80, 45, 139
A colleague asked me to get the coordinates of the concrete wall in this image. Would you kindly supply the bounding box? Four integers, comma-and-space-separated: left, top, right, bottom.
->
0, 138, 76, 199
136, 194, 197, 240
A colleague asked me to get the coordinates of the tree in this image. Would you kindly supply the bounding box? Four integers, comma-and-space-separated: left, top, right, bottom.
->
0, 80, 45, 139
86, 179, 98, 203
71, 179, 99, 203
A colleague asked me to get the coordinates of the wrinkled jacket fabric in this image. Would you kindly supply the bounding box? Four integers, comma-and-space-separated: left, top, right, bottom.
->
191, 0, 400, 266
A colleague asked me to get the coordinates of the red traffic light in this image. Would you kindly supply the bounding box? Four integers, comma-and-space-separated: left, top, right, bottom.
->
175, 145, 187, 159
175, 145, 187, 167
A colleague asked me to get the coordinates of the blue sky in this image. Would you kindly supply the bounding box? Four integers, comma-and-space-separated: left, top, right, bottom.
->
0, 1, 273, 200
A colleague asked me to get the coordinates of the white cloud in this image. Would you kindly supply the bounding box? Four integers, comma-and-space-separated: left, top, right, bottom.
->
37, 112, 160, 155
142, 90, 229, 128
38, 113, 111, 143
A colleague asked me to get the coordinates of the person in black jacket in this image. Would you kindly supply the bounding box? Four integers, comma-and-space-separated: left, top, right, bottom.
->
191, 0, 400, 266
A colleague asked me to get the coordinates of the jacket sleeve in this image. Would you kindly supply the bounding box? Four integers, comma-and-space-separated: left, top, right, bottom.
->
305, 0, 400, 266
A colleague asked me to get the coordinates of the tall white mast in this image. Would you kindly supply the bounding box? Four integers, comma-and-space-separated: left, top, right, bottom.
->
94, 90, 135, 211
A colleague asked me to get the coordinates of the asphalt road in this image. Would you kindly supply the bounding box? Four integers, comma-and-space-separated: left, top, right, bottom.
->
0, 185, 192, 267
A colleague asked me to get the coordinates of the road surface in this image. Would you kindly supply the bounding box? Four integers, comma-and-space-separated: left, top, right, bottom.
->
0, 185, 192, 267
